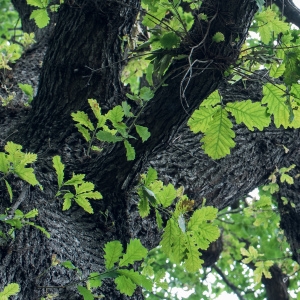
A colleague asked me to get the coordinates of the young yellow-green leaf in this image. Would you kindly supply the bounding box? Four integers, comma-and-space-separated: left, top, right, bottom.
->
62, 193, 73, 211
77, 285, 94, 300
254, 260, 274, 283
104, 240, 123, 270
0, 153, 9, 174
201, 90, 221, 107
144, 167, 157, 186
32, 224, 50, 238
75, 124, 91, 142
24, 208, 38, 218
4, 180, 13, 202
188, 206, 217, 231
119, 239, 148, 267
88, 99, 103, 125
184, 234, 204, 272
262, 83, 291, 128
188, 106, 218, 133
270, 63, 285, 78
201, 108, 235, 159
212, 32, 225, 43
115, 275, 136, 296
52, 155, 64, 188
30, 9, 50, 28
135, 125, 150, 142
5, 141, 22, 155
0, 283, 20, 299
156, 183, 176, 207
198, 222, 220, 243
64, 174, 85, 185
14, 166, 39, 186
280, 173, 294, 184
71, 111, 95, 131
256, 8, 289, 44
75, 182, 94, 194
21, 152, 37, 165
106, 105, 124, 124
18, 83, 33, 101
75, 195, 94, 213
96, 130, 123, 143
80, 191, 102, 200
160, 219, 181, 258
226, 100, 270, 131
124, 140, 135, 161
27, 0, 45, 8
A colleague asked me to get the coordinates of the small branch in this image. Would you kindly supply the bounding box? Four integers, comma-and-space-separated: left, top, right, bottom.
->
212, 264, 246, 300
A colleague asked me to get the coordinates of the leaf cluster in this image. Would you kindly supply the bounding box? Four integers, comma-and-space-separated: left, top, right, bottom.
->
53, 155, 102, 214
0, 141, 41, 201
78, 239, 151, 298
72, 98, 150, 160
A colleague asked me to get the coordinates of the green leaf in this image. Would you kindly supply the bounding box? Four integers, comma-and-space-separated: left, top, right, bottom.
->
61, 260, 76, 269
255, 0, 265, 12
106, 105, 124, 124
64, 174, 85, 185
137, 192, 150, 217
62, 193, 73, 211
201, 108, 235, 159
104, 240, 123, 270
32, 224, 50, 238
212, 32, 225, 43
139, 87, 154, 101
117, 269, 152, 291
52, 155, 64, 188
144, 167, 157, 186
256, 8, 289, 44
18, 83, 33, 102
14, 166, 39, 186
225, 100, 270, 131
160, 32, 180, 49
27, 0, 45, 8
30, 9, 50, 28
24, 208, 38, 218
0, 283, 20, 299
75, 195, 94, 213
119, 239, 148, 267
122, 101, 133, 117
77, 285, 94, 300
254, 260, 274, 283
71, 111, 95, 131
188, 106, 218, 133
156, 183, 176, 207
184, 234, 204, 272
142, 186, 157, 205
270, 63, 285, 78
0, 153, 9, 174
88, 99, 104, 126
88, 272, 102, 288
75, 182, 94, 194
75, 124, 91, 142
201, 90, 221, 107
155, 209, 163, 229
124, 140, 135, 161
262, 83, 290, 128
115, 275, 136, 296
135, 125, 150, 142
160, 218, 181, 258
96, 130, 123, 143
4, 180, 13, 202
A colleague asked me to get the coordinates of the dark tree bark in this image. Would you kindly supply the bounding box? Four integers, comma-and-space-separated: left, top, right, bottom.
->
0, 0, 300, 299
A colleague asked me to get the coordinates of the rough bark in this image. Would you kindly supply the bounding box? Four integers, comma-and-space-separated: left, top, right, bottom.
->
0, 0, 300, 299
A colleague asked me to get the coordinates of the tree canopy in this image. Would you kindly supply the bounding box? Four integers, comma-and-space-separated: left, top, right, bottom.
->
0, 0, 300, 299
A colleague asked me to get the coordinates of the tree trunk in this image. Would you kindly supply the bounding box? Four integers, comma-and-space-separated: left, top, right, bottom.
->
1, 0, 300, 299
